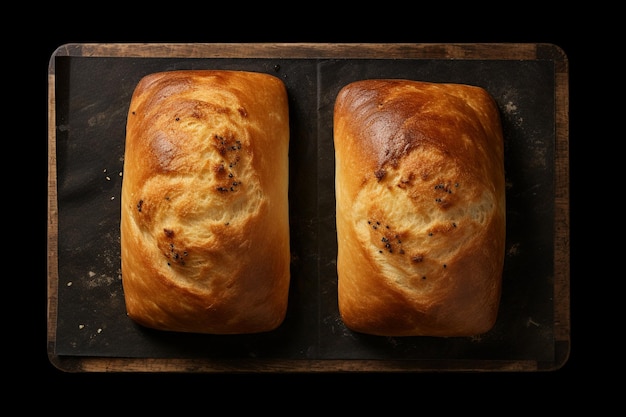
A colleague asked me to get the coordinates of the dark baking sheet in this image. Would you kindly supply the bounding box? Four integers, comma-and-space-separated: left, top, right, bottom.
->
53, 55, 555, 362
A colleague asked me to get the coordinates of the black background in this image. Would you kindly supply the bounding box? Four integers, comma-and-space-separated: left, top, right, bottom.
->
32, 8, 592, 408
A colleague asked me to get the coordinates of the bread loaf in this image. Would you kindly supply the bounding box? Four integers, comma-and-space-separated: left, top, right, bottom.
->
120, 70, 291, 334
334, 79, 506, 337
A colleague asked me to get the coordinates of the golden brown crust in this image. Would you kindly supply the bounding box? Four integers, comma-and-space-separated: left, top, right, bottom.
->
121, 70, 290, 334
334, 79, 505, 337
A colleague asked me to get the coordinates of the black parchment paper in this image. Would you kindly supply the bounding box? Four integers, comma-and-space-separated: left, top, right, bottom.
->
54, 56, 555, 361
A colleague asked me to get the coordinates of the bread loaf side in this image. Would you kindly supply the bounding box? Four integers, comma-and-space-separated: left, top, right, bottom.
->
121, 70, 290, 334
334, 79, 506, 337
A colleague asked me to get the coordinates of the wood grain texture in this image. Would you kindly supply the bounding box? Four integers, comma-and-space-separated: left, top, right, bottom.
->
47, 43, 569, 373
48, 42, 541, 67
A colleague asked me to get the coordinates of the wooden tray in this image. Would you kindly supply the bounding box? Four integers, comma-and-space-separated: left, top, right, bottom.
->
47, 43, 570, 372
